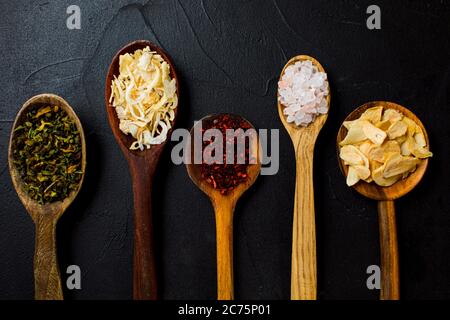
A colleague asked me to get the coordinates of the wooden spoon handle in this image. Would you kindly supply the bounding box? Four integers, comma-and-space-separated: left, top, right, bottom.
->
130, 164, 157, 300
291, 144, 317, 300
378, 200, 400, 300
34, 215, 63, 300
213, 200, 235, 300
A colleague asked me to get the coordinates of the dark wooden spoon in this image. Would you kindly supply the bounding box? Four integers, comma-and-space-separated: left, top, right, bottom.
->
105, 40, 179, 300
185, 114, 260, 300
8, 93, 86, 300
337, 101, 430, 300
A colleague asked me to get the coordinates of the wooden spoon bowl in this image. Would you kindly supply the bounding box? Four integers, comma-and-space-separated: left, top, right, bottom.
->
8, 93, 86, 300
337, 101, 429, 201
185, 114, 260, 300
186, 114, 260, 200
336, 101, 431, 300
277, 55, 330, 300
105, 40, 179, 300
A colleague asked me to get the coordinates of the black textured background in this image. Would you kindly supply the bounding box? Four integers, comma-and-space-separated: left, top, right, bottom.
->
0, 0, 449, 300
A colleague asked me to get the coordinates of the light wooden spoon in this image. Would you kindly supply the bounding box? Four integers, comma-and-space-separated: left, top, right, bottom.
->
277, 55, 330, 300
8, 93, 86, 300
105, 40, 179, 300
185, 114, 260, 300
337, 101, 430, 300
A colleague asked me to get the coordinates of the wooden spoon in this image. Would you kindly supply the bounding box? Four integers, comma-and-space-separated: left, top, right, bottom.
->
337, 101, 430, 300
8, 93, 86, 300
185, 114, 260, 300
277, 55, 330, 300
105, 40, 179, 300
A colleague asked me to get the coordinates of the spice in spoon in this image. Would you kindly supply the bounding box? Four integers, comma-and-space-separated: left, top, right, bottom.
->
12, 105, 83, 204
339, 106, 432, 187
200, 114, 256, 195
109, 46, 178, 151
278, 60, 329, 126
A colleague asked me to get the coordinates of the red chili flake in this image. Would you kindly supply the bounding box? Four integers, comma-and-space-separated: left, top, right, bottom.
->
200, 114, 254, 195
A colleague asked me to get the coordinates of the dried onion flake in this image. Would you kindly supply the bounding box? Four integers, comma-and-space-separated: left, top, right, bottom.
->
110, 46, 178, 150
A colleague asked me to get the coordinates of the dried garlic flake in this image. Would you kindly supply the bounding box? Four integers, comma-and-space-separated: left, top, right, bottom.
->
339, 106, 432, 187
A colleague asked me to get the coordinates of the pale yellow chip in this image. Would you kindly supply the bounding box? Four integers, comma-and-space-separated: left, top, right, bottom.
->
369, 140, 401, 163
401, 117, 418, 137
346, 166, 360, 186
387, 121, 408, 139
360, 106, 383, 124
395, 135, 408, 145
383, 153, 419, 178
400, 137, 414, 156
343, 119, 359, 130
369, 161, 383, 184
339, 122, 367, 146
354, 165, 371, 180
375, 119, 391, 131
359, 141, 373, 158
340, 145, 368, 166
372, 165, 401, 187
382, 109, 403, 123
362, 121, 387, 145
412, 145, 433, 159
414, 133, 426, 147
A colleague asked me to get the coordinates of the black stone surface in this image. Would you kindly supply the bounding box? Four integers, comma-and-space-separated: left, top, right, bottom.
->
0, 0, 449, 300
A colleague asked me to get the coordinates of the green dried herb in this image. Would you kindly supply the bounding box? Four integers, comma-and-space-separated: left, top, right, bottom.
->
12, 105, 82, 204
